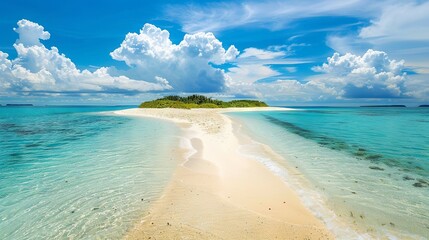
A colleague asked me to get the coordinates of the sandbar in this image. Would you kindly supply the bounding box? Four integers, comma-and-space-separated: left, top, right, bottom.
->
114, 107, 333, 239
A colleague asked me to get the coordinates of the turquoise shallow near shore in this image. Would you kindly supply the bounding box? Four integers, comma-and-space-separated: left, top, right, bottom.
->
0, 106, 179, 239
228, 107, 429, 239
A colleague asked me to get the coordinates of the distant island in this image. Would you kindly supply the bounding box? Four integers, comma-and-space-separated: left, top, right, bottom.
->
139, 95, 268, 109
419, 105, 429, 107
360, 105, 406, 108
5, 104, 34, 107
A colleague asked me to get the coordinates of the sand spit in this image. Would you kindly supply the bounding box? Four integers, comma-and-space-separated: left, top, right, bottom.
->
115, 107, 333, 239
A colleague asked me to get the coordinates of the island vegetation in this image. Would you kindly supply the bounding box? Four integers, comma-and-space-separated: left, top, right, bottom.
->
5, 104, 34, 107
139, 95, 268, 109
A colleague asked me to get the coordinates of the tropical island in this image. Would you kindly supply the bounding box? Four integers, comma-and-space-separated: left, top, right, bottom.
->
139, 95, 268, 109
360, 105, 406, 107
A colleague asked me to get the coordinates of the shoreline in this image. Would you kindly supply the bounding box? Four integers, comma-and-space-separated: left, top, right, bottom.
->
115, 107, 334, 239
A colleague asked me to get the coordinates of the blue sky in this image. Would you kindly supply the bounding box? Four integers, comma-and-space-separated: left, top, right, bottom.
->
0, 0, 428, 105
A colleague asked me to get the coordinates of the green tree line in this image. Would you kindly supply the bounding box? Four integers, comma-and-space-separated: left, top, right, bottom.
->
139, 95, 268, 109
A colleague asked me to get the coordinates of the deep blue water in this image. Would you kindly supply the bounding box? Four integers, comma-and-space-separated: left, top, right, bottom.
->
0, 106, 179, 239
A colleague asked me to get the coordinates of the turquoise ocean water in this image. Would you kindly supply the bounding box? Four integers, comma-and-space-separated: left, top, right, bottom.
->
0, 106, 179, 239
1, 106, 428, 239
229, 107, 429, 239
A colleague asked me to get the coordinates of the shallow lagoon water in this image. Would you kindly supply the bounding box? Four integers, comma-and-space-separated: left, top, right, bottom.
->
0, 106, 179, 239
229, 107, 429, 239
1, 106, 428, 239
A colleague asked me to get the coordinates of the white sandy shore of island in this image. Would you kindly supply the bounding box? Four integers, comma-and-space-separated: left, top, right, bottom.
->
114, 107, 334, 239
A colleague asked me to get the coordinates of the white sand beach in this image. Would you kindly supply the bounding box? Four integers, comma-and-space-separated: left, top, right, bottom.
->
115, 107, 333, 239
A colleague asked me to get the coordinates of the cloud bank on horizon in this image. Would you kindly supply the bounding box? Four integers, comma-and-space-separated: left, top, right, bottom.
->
0, 0, 428, 104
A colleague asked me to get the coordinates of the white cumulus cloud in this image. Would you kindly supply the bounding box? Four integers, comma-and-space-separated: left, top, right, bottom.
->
312, 49, 406, 98
13, 19, 50, 46
0, 20, 174, 97
226, 49, 410, 101
110, 23, 238, 92
326, 1, 429, 76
